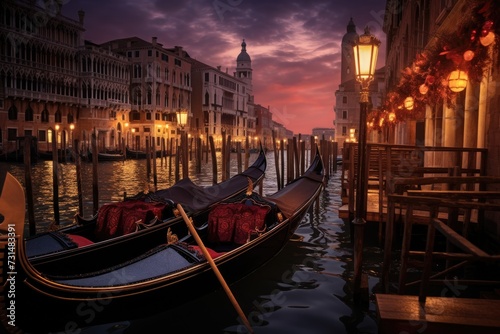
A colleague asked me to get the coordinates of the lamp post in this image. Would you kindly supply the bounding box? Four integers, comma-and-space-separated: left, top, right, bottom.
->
176, 108, 188, 131
176, 108, 189, 179
69, 123, 75, 148
352, 26, 380, 302
125, 122, 129, 148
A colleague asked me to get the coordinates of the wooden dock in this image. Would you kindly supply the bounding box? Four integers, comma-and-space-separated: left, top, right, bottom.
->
339, 143, 500, 333
376, 294, 500, 334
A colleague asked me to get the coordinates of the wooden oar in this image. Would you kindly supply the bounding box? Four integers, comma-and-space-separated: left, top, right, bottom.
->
176, 203, 254, 334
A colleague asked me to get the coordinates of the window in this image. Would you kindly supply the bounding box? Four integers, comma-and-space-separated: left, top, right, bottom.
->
25, 105, 34, 121
146, 113, 151, 120
134, 50, 139, 57
204, 73, 209, 82
130, 111, 140, 121
8, 105, 17, 120
342, 126, 347, 136
204, 92, 209, 105
342, 110, 348, 119
342, 96, 347, 104
155, 113, 160, 121
41, 108, 49, 122
8, 128, 17, 141
55, 109, 62, 123
38, 130, 46, 142
148, 50, 152, 57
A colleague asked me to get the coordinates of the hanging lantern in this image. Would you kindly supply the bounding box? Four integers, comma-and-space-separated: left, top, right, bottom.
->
480, 31, 495, 46
419, 83, 429, 95
388, 112, 396, 122
404, 96, 414, 110
463, 50, 475, 61
447, 70, 468, 92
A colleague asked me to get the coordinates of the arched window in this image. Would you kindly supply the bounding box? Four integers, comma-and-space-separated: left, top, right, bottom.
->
55, 109, 62, 123
41, 107, 49, 123
67, 112, 74, 123
8, 105, 17, 120
25, 105, 34, 121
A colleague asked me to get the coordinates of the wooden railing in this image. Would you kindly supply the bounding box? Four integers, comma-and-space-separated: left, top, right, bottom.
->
340, 143, 488, 228
381, 176, 500, 302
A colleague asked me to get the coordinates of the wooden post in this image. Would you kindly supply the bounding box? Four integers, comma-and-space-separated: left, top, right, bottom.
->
225, 135, 231, 181
272, 131, 281, 190
91, 133, 99, 216
146, 136, 151, 179
24, 137, 36, 235
293, 137, 299, 179
74, 139, 83, 217
182, 132, 189, 179
196, 137, 202, 174
236, 141, 242, 174
152, 137, 158, 192
51, 133, 60, 225
209, 135, 217, 185
175, 138, 180, 183
169, 137, 173, 178
280, 139, 285, 187
244, 136, 249, 170
221, 131, 226, 182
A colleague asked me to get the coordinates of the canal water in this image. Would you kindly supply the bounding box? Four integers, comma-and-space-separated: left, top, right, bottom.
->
1, 152, 383, 334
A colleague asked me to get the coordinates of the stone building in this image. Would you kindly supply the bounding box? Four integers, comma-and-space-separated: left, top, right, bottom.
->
188, 40, 254, 149
100, 38, 192, 152
0, 1, 85, 156
0, 1, 289, 158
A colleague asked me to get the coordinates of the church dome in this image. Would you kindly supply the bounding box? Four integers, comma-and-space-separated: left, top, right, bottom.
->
237, 39, 251, 62
342, 18, 358, 45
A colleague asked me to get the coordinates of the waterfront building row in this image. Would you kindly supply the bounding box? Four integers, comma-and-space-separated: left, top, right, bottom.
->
0, 0, 292, 157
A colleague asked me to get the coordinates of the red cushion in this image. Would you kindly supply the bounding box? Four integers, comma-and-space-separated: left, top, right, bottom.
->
208, 202, 270, 245
207, 204, 236, 243
95, 200, 166, 240
66, 234, 94, 247
191, 245, 223, 259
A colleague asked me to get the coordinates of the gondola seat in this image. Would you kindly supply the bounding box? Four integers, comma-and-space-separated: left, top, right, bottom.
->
94, 199, 170, 240
207, 200, 272, 245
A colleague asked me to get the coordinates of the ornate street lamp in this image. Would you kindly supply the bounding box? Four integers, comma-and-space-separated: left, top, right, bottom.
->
352, 26, 380, 301
176, 108, 188, 130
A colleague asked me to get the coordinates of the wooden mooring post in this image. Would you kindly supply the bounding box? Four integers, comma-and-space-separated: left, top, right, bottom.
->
24, 137, 36, 236
52, 132, 60, 225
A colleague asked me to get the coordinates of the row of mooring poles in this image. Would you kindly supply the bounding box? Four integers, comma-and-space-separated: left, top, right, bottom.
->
270, 133, 339, 191
20, 134, 259, 236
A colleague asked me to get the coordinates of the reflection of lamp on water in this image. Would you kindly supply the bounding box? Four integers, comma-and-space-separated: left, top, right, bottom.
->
352, 26, 380, 302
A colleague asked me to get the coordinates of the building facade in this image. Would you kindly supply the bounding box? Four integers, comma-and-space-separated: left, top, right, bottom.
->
189, 40, 253, 149
0, 1, 85, 155
0, 1, 294, 159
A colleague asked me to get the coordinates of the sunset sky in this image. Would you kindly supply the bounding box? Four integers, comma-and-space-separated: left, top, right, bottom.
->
62, 0, 387, 135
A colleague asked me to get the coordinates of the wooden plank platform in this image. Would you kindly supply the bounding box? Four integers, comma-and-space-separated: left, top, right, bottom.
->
376, 294, 500, 334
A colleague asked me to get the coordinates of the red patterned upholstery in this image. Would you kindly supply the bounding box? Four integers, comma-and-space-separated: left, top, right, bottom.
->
207, 204, 236, 243
208, 203, 270, 245
66, 234, 94, 247
95, 200, 167, 241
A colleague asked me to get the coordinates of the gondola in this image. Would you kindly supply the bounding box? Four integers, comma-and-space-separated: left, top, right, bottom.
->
0, 149, 324, 333
25, 149, 267, 275
125, 147, 164, 159
86, 149, 125, 162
